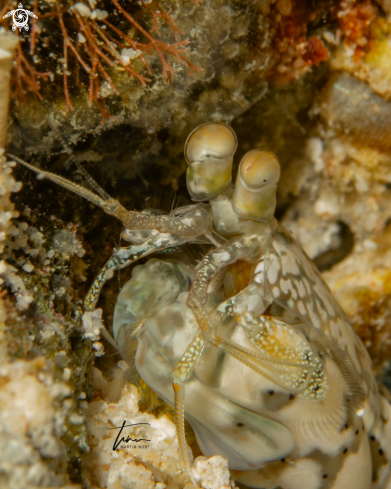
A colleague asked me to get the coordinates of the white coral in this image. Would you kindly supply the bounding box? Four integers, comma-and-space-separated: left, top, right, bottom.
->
83, 382, 238, 489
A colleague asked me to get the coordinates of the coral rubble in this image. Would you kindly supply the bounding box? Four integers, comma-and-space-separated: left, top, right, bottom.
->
83, 381, 237, 489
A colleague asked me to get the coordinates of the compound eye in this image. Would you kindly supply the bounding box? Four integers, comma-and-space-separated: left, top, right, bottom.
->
185, 122, 237, 165
239, 150, 280, 188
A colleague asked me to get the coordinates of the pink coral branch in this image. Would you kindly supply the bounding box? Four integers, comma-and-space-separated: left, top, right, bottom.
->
13, 30, 51, 104
6, 0, 202, 109
141, 0, 184, 41
91, 21, 150, 86
102, 18, 153, 75
111, 0, 174, 79
58, 14, 91, 74
29, 0, 38, 55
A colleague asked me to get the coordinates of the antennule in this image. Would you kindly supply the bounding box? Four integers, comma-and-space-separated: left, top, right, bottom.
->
8, 153, 107, 209
73, 160, 111, 202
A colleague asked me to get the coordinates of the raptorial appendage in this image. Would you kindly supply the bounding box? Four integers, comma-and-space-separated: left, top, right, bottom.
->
114, 259, 297, 472
84, 231, 191, 310
115, 257, 388, 489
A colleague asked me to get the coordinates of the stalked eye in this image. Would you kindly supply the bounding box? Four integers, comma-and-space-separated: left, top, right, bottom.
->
239, 150, 280, 189
185, 122, 237, 165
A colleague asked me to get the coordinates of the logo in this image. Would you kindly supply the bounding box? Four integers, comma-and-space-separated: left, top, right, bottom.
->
3, 3, 38, 32
107, 420, 151, 451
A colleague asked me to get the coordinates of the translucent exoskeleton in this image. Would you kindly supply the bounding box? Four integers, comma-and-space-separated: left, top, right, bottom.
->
113, 258, 295, 471
113, 257, 391, 489
9, 121, 391, 489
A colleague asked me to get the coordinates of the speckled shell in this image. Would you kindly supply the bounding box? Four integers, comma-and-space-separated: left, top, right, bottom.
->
231, 220, 391, 489
114, 253, 391, 489
117, 259, 297, 470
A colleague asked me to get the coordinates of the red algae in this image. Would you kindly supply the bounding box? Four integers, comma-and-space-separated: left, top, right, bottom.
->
269, 1, 330, 83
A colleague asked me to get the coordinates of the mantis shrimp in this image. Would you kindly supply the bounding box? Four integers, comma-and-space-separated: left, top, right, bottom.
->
114, 256, 391, 489
9, 121, 391, 489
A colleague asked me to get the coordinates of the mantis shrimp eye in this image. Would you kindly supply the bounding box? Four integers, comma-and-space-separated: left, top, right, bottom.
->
185, 122, 238, 164
233, 150, 281, 222
239, 150, 280, 189
185, 122, 238, 202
